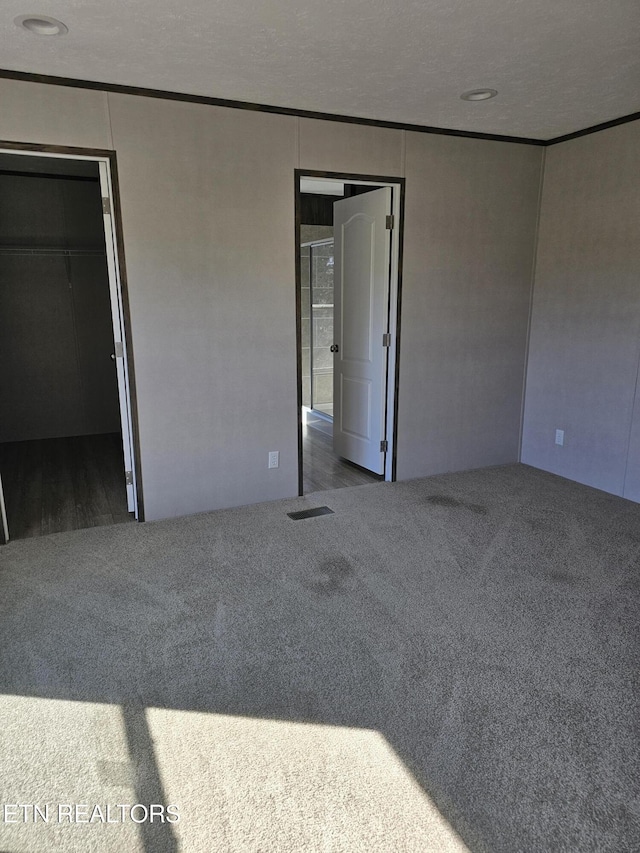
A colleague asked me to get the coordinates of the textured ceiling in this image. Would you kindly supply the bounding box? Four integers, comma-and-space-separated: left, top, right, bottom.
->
1, 0, 639, 139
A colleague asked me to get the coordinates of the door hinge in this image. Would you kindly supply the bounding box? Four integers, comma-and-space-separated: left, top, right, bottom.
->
114, 341, 124, 358
102, 197, 111, 215
380, 440, 388, 453
385, 214, 394, 230
125, 470, 134, 486
382, 333, 391, 347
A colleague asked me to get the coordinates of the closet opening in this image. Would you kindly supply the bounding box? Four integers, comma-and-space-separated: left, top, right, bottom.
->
0, 148, 140, 542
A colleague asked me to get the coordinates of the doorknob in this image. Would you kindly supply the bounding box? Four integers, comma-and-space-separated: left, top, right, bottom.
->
330, 344, 339, 353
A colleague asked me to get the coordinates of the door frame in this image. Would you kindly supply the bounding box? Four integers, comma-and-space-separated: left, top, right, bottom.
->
294, 169, 406, 495
0, 139, 144, 522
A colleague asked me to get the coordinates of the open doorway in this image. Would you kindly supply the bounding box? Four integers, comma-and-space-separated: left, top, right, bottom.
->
0, 147, 140, 542
295, 171, 404, 495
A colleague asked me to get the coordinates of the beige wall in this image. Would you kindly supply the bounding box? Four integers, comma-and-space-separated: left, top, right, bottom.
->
0, 78, 543, 520
108, 95, 299, 519
522, 120, 640, 500
398, 133, 543, 479
0, 79, 111, 149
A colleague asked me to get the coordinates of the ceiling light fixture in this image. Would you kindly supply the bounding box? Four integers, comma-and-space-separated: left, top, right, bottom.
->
15, 14, 68, 36
460, 89, 498, 102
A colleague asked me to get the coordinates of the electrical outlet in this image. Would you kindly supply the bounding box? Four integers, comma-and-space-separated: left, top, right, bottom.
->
555, 429, 564, 446
268, 451, 279, 469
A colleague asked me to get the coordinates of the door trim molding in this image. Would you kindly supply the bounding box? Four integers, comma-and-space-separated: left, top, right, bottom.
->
294, 169, 406, 494
0, 139, 145, 522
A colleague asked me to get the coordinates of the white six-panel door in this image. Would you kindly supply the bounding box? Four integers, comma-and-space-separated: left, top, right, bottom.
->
332, 187, 392, 475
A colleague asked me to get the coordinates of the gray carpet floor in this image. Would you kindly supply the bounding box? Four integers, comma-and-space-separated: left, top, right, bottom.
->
0, 463, 639, 852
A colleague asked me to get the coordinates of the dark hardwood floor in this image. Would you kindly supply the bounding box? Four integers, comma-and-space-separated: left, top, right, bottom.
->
303, 421, 380, 493
0, 433, 133, 541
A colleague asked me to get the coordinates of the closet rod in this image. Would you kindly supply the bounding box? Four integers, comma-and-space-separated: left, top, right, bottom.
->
0, 247, 106, 257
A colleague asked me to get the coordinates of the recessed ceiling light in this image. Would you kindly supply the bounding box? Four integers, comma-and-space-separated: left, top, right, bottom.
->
15, 14, 68, 36
460, 89, 498, 102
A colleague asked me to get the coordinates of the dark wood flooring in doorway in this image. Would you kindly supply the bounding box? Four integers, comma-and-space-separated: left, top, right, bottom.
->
0, 433, 133, 541
303, 422, 380, 493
